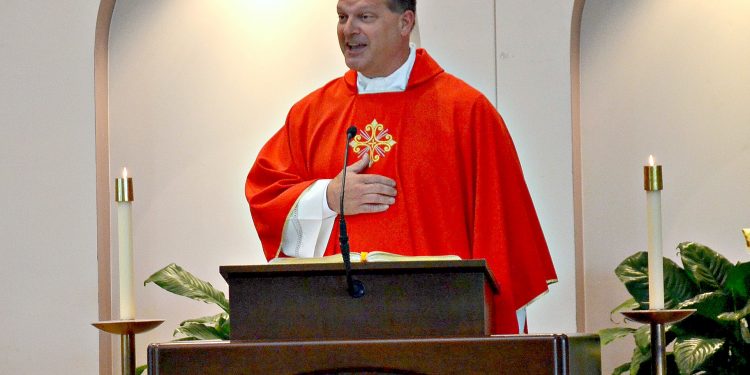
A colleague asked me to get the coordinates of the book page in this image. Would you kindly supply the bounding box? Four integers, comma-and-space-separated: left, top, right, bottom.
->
267, 251, 461, 265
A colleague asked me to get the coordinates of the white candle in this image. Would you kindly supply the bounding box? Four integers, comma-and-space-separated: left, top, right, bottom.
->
116, 167, 136, 319
645, 156, 664, 309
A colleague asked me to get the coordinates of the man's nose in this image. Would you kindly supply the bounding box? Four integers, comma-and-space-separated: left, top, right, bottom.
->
342, 19, 358, 35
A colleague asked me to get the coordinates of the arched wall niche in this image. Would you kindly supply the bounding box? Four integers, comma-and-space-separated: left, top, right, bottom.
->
95, 1, 582, 373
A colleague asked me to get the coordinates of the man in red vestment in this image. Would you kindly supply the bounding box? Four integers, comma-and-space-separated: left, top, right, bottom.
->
245, 0, 557, 334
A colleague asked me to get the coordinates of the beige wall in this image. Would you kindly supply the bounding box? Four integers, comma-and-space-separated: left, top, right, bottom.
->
0, 0, 100, 373
418, 0, 497, 104
580, 0, 750, 372
497, 0, 577, 333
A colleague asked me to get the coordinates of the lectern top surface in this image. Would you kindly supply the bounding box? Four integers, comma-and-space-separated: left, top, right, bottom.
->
219, 259, 498, 292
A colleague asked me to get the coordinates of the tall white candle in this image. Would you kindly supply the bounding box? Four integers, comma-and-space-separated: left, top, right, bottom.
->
116, 167, 135, 319
645, 156, 664, 309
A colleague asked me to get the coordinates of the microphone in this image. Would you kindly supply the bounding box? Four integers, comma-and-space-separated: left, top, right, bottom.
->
339, 125, 365, 298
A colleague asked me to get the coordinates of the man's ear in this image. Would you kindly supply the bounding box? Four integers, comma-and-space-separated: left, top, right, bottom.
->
399, 10, 416, 36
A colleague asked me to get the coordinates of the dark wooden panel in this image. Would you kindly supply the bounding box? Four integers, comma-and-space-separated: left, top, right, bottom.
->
221, 261, 497, 340
148, 334, 601, 375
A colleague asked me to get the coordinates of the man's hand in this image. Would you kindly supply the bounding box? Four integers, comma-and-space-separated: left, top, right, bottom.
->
326, 154, 397, 215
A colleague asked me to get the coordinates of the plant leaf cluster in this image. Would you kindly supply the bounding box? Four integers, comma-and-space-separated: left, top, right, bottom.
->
603, 242, 750, 374
137, 263, 231, 374
143, 263, 231, 340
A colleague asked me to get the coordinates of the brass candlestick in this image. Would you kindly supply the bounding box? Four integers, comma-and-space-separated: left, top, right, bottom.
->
115, 175, 134, 202
621, 310, 695, 375
93, 319, 164, 375
643, 164, 663, 191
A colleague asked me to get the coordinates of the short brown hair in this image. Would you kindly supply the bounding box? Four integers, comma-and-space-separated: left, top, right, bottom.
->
387, 0, 416, 14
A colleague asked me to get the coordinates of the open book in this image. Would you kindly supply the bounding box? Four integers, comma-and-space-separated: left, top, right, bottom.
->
268, 251, 461, 265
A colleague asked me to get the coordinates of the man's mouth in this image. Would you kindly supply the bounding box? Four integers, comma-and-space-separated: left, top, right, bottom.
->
347, 42, 367, 52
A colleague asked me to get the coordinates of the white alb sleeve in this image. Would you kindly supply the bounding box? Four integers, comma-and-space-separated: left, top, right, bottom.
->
281, 179, 337, 258
516, 307, 527, 334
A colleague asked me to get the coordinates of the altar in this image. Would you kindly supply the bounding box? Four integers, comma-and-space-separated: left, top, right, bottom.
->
147, 261, 600, 374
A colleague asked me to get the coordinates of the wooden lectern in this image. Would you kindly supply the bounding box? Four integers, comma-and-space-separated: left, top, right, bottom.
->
148, 260, 600, 374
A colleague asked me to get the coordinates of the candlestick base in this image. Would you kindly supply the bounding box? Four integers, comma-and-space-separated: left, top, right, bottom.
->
621, 309, 696, 375
93, 319, 164, 375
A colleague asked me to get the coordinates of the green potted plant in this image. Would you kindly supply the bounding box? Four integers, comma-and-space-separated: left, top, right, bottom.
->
136, 263, 230, 374
600, 242, 750, 374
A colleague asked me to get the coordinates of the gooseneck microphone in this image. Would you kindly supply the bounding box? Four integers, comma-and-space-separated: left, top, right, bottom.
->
340, 125, 365, 298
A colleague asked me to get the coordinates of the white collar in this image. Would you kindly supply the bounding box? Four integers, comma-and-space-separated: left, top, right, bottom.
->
357, 43, 416, 94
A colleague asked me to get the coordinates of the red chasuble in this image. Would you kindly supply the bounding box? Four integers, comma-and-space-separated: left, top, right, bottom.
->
246, 49, 557, 334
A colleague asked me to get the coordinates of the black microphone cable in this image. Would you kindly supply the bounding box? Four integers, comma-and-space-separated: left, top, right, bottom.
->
339, 125, 365, 298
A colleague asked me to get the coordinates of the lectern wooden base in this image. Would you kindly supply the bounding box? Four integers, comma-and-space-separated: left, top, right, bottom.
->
148, 334, 600, 374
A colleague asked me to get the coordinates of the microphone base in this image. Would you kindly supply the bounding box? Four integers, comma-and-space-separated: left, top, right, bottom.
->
347, 279, 365, 298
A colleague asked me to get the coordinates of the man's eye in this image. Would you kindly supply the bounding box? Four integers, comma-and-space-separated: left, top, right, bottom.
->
338, 15, 347, 23
361, 14, 374, 21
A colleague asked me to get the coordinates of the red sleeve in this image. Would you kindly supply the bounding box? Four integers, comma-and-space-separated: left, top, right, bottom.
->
245, 114, 316, 261
469, 97, 557, 333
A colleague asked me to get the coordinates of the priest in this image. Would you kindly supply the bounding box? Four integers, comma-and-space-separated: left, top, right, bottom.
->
245, 0, 557, 334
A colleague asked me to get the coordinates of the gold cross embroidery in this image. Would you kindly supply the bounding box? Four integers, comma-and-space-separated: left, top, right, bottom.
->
349, 119, 397, 167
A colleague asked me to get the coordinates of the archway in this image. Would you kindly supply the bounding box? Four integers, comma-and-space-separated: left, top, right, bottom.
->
94, 1, 587, 373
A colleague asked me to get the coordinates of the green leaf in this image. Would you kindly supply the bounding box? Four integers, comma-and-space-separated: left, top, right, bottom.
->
612, 362, 630, 375
616, 252, 650, 305
676, 291, 731, 320
673, 337, 724, 375
172, 336, 200, 342
175, 313, 230, 340
599, 327, 636, 346
611, 298, 641, 321
665, 353, 680, 375
664, 257, 699, 308
740, 318, 750, 344
633, 325, 650, 353
144, 263, 229, 313
629, 345, 651, 375
717, 299, 750, 322
724, 261, 750, 302
615, 252, 698, 308
135, 364, 147, 375
218, 316, 231, 338
174, 321, 227, 340
678, 242, 733, 292
180, 312, 227, 326
669, 314, 725, 341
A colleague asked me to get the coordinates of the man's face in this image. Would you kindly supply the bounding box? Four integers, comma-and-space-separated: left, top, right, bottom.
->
337, 0, 413, 78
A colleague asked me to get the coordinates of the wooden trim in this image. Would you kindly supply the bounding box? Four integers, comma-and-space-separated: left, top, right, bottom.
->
147, 335, 602, 374
95, 0, 116, 374
570, 0, 586, 333
221, 260, 499, 293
